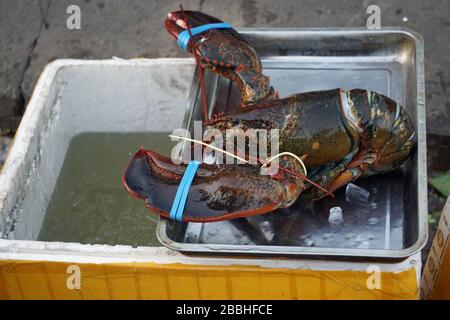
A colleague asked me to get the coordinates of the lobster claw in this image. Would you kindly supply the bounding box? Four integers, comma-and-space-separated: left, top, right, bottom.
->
123, 148, 305, 222
165, 10, 276, 104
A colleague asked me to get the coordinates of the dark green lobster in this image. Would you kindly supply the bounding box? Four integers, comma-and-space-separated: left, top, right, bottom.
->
123, 10, 415, 222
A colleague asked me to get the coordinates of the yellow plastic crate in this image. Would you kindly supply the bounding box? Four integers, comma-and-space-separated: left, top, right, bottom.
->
0, 248, 420, 300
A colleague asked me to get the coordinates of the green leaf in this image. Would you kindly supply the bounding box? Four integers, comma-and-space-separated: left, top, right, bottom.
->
428, 210, 442, 227
430, 170, 450, 197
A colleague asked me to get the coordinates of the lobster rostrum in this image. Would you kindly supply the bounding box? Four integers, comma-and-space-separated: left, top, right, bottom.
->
123, 10, 415, 222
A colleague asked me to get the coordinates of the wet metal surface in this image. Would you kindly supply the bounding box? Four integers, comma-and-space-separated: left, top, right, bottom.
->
157, 28, 427, 258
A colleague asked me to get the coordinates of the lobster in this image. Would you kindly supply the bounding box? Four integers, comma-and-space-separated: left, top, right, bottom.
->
122, 10, 415, 222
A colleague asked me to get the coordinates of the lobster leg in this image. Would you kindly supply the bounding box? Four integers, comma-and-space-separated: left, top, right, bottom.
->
319, 167, 362, 199
304, 162, 353, 200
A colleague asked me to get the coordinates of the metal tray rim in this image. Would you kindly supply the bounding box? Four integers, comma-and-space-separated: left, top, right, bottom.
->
236, 26, 423, 38
157, 27, 427, 259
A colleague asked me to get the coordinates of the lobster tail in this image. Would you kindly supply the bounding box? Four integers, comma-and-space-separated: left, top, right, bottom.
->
343, 89, 416, 176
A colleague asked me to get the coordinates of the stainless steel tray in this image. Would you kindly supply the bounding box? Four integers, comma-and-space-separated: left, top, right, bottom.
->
157, 28, 427, 259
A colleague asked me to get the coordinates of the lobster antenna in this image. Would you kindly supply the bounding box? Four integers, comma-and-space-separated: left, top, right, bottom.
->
169, 134, 249, 164
263, 152, 308, 177
179, 5, 209, 124
278, 166, 333, 197
246, 153, 332, 197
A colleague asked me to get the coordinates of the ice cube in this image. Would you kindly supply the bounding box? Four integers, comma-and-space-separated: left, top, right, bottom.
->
203, 149, 216, 164
345, 183, 370, 205
328, 206, 344, 226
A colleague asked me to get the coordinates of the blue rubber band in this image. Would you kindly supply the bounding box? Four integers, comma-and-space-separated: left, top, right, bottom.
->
169, 162, 194, 220
175, 161, 200, 221
178, 22, 232, 50
169, 160, 201, 221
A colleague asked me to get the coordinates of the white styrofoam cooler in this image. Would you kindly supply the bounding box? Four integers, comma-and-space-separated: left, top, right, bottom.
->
0, 59, 194, 241
0, 59, 420, 300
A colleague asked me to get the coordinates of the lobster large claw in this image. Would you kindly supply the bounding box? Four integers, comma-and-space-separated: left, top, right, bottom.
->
165, 10, 276, 104
122, 148, 305, 222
